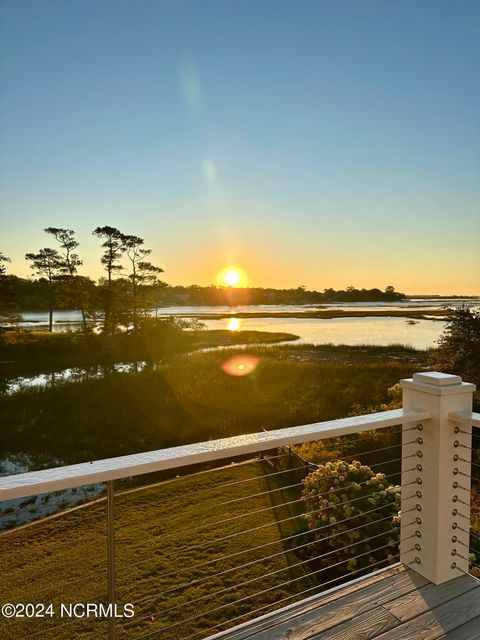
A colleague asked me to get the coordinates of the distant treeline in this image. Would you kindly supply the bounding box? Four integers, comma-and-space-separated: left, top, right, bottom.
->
1, 230, 405, 337
158, 284, 406, 305
2, 277, 406, 311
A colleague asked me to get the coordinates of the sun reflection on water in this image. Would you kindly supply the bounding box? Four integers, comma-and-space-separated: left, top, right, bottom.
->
227, 317, 241, 331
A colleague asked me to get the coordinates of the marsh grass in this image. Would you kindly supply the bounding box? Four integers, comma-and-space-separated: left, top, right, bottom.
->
0, 328, 298, 378
0, 350, 417, 464
191, 309, 450, 320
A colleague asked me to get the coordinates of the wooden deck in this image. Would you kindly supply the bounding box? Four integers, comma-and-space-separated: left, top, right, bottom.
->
211, 564, 480, 640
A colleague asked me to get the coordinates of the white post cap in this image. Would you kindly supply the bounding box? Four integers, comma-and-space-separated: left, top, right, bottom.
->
400, 371, 476, 396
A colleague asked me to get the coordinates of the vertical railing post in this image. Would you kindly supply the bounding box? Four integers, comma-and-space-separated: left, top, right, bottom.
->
107, 480, 116, 640
400, 372, 475, 584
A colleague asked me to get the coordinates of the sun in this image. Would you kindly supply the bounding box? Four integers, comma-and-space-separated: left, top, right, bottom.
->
217, 266, 247, 288
223, 269, 241, 286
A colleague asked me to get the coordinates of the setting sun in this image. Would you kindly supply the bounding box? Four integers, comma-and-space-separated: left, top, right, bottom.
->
223, 269, 241, 286
217, 266, 247, 288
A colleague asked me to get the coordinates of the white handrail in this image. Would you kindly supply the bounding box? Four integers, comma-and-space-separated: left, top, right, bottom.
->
0, 408, 430, 501
449, 411, 480, 428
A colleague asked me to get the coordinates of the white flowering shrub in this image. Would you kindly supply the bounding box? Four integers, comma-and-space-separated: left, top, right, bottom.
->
302, 460, 400, 579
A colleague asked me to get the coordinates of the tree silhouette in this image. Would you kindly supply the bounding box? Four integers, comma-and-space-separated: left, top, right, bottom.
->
92, 226, 125, 334
25, 248, 62, 332
0, 253, 18, 330
121, 234, 163, 330
45, 227, 88, 332
0, 252, 11, 276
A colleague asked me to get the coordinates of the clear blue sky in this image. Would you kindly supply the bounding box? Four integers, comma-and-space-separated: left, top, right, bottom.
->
1, 0, 479, 293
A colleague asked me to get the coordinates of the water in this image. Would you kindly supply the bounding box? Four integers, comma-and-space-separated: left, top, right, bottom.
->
203, 316, 446, 350
14, 298, 477, 332
5, 361, 152, 394
0, 316, 442, 395
0, 456, 105, 532
3, 299, 476, 395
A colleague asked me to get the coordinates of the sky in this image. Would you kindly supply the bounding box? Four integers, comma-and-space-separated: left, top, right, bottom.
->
0, 0, 479, 295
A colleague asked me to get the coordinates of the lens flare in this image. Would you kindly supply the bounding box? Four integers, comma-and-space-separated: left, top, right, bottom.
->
201, 158, 217, 185
227, 317, 241, 331
221, 354, 259, 377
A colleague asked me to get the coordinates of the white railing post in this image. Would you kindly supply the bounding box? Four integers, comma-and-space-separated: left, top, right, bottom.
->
400, 371, 476, 584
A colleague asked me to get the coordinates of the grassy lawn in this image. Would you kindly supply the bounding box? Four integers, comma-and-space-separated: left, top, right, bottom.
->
0, 460, 314, 640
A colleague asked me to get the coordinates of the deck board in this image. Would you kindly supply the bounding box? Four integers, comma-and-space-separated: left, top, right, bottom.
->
441, 616, 480, 639
310, 605, 398, 640
381, 574, 478, 623
374, 586, 480, 639
210, 565, 480, 640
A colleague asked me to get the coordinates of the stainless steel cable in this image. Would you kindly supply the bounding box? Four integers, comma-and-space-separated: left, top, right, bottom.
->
118, 466, 406, 559
115, 466, 349, 553
120, 475, 403, 566
456, 524, 471, 536
174, 553, 402, 640
130, 541, 400, 639
0, 506, 107, 529
113, 454, 296, 516
452, 564, 472, 577
119, 498, 404, 578
16, 547, 108, 575
116, 445, 409, 548
121, 513, 396, 606
455, 551, 471, 563
120, 495, 402, 578
29, 577, 108, 602
339, 443, 402, 459
22, 608, 105, 639
458, 457, 480, 468
398, 506, 420, 515
132, 528, 401, 625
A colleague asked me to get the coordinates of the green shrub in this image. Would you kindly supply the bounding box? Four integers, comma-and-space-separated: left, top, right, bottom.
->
430, 306, 480, 410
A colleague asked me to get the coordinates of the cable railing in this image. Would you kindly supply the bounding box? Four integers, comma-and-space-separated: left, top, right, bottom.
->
448, 412, 480, 581
2, 454, 405, 639
0, 371, 477, 640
